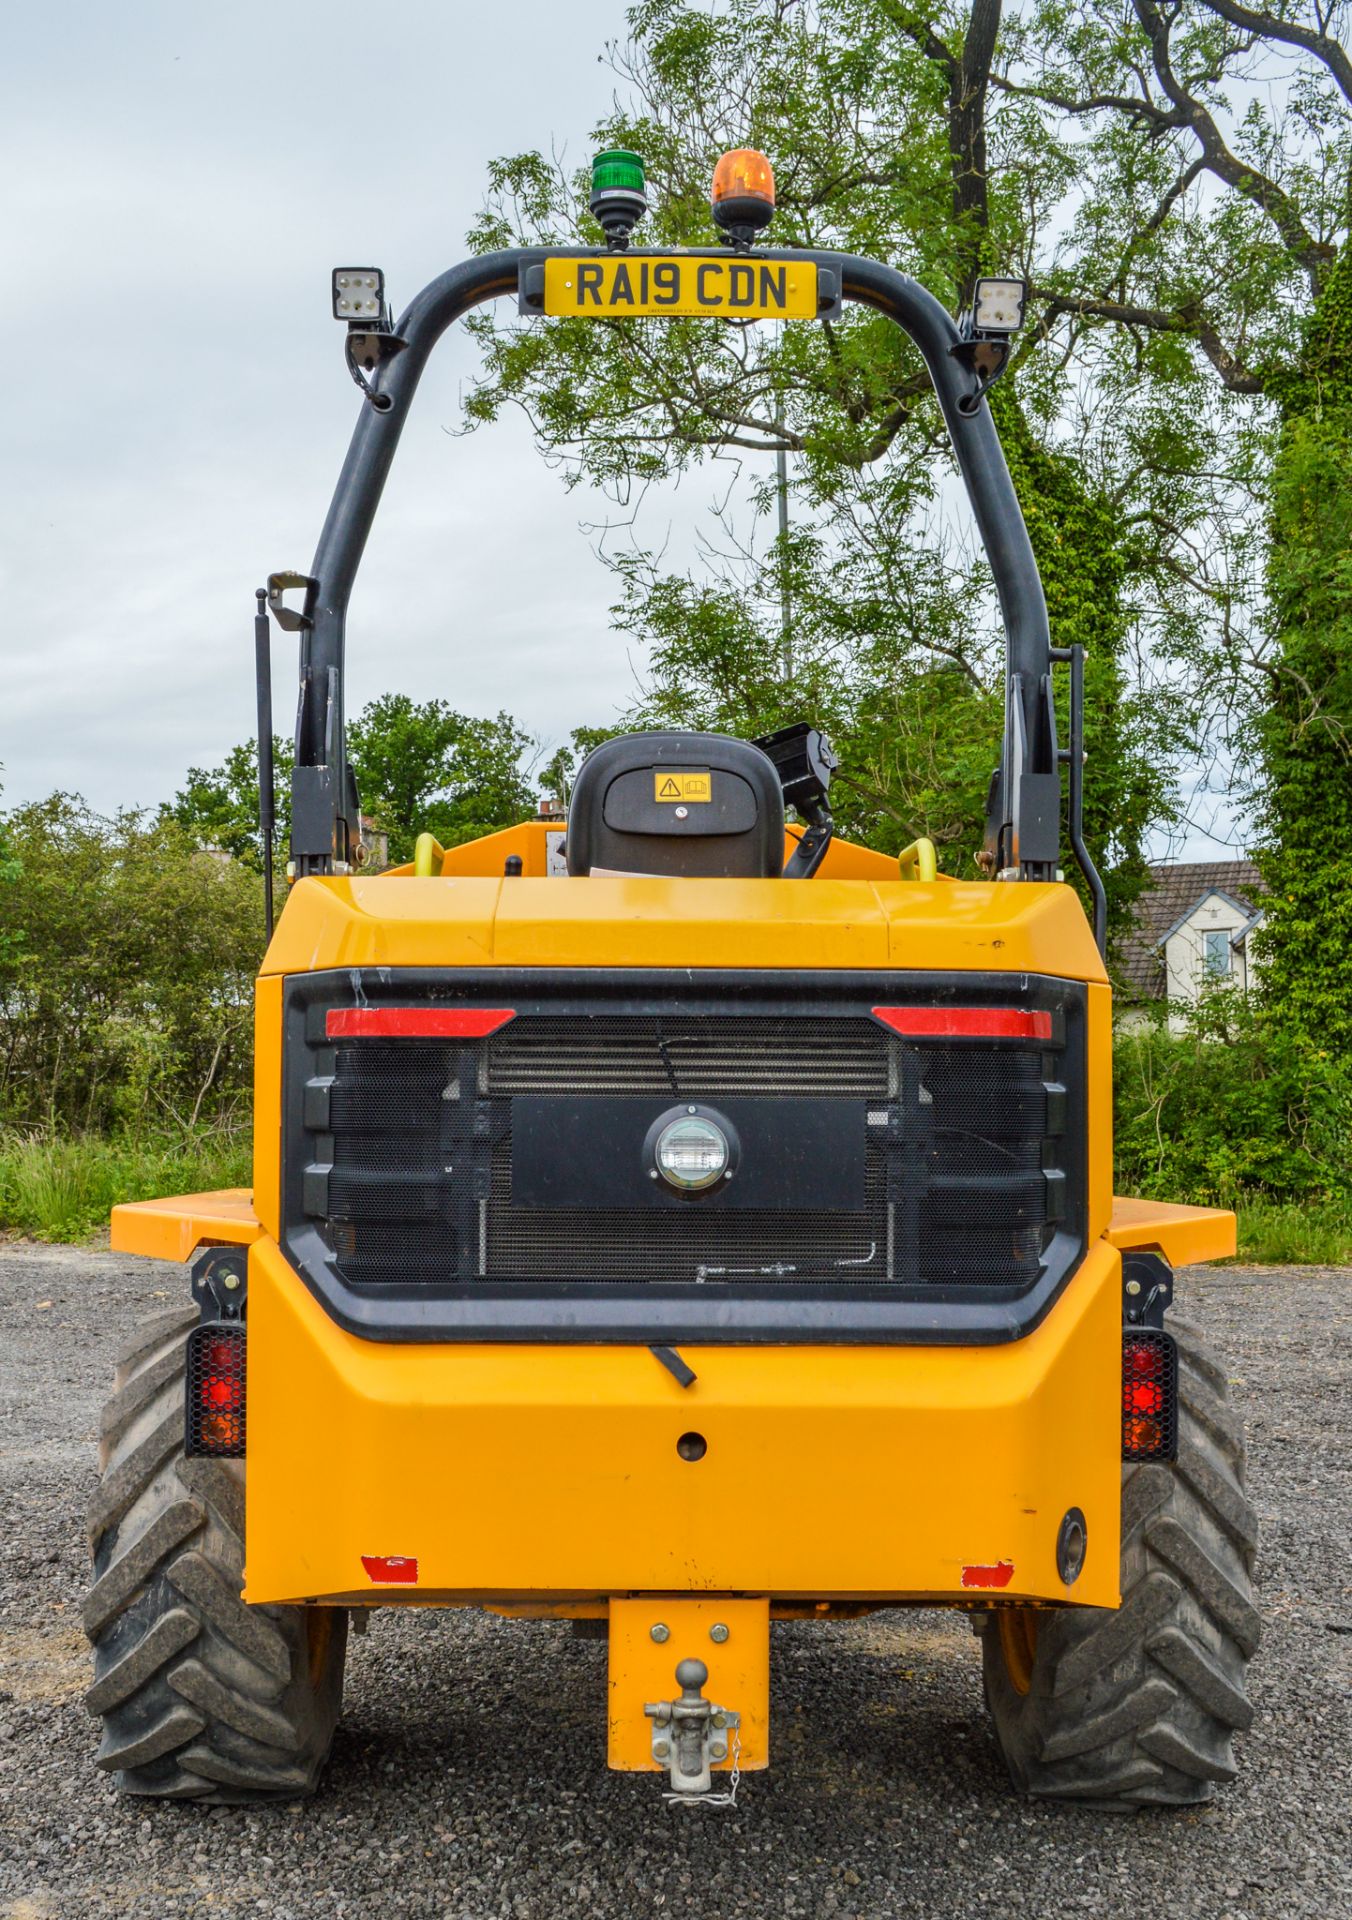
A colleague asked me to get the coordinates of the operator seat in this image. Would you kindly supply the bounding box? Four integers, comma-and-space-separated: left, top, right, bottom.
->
565, 731, 785, 877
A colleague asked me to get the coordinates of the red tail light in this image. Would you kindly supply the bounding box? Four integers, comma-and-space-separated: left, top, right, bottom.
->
326, 1008, 517, 1039
186, 1324, 246, 1457
1122, 1330, 1178, 1462
871, 1006, 1053, 1041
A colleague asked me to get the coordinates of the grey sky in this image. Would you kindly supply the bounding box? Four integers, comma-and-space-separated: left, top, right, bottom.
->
5, 0, 669, 816
6, 2, 1241, 856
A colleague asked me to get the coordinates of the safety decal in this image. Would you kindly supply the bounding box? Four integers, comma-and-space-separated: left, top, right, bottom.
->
654, 772, 712, 803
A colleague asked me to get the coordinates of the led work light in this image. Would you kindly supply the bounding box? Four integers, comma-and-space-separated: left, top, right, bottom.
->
332, 269, 385, 321
972, 277, 1026, 333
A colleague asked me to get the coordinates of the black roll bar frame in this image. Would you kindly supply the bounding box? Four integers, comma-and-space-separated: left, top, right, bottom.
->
290, 247, 1074, 891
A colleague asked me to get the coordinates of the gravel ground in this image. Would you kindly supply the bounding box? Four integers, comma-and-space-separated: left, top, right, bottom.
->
0, 1244, 1348, 1920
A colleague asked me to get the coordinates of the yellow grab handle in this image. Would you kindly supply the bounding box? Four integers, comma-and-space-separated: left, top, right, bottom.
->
413, 831, 446, 878
897, 836, 938, 882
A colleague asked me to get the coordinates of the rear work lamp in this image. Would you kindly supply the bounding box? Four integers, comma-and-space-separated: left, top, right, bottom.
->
1122, 1329, 1178, 1462
332, 268, 385, 321
711, 148, 776, 240
972, 277, 1026, 333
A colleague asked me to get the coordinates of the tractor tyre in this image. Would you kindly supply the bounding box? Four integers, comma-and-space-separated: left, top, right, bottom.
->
83, 1304, 348, 1802
981, 1317, 1259, 1809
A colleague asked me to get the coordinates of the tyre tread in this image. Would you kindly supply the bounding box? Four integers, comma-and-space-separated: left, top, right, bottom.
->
85, 1307, 346, 1804
983, 1321, 1258, 1809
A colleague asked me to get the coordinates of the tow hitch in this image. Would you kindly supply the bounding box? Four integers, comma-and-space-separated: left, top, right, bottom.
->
646, 1658, 742, 1803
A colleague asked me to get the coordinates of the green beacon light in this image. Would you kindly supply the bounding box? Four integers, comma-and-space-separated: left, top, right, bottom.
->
589, 149, 647, 250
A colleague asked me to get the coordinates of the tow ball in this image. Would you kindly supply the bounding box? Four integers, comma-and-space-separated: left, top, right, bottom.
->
645, 1658, 741, 1801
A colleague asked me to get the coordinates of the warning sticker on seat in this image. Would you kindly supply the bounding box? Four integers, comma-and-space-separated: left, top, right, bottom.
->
654, 772, 711, 803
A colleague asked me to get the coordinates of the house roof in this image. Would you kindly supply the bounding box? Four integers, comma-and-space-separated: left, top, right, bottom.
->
1118, 860, 1264, 1000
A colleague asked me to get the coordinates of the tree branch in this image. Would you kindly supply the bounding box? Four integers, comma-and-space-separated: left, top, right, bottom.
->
1195, 0, 1352, 103
1134, 0, 1334, 290
1034, 290, 1268, 393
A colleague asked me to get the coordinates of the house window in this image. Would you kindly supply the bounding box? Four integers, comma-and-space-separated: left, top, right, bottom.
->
1203, 930, 1230, 977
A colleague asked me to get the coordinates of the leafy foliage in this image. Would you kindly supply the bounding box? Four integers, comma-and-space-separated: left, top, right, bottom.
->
1114, 989, 1350, 1206
1252, 235, 1352, 1053
348, 696, 535, 863
169, 698, 537, 869
462, 0, 1221, 913
0, 798, 262, 1135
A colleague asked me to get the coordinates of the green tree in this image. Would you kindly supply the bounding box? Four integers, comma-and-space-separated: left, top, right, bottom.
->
464, 0, 1182, 923
170, 699, 537, 869
1253, 236, 1352, 1052
0, 798, 262, 1134
347, 696, 535, 863
991, 0, 1352, 1019
168, 736, 294, 871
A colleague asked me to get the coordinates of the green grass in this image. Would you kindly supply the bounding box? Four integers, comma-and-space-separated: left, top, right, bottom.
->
1233, 1196, 1352, 1265
0, 1130, 251, 1244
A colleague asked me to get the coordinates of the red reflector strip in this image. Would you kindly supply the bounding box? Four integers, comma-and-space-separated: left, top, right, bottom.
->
871, 1006, 1052, 1041
361, 1555, 419, 1585
961, 1560, 1015, 1589
326, 1008, 516, 1039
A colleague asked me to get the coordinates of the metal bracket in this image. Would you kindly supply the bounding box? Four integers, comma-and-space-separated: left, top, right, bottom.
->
645, 1658, 741, 1800
191, 1245, 248, 1325
267, 571, 317, 633
1122, 1249, 1173, 1330
948, 333, 1012, 414
345, 326, 406, 407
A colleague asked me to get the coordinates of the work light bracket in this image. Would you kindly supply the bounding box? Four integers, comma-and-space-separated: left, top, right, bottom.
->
191, 1245, 248, 1326
267, 571, 316, 633
1122, 1250, 1173, 1329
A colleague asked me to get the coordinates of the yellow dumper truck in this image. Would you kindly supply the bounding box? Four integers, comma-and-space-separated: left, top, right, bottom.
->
86, 148, 1257, 1810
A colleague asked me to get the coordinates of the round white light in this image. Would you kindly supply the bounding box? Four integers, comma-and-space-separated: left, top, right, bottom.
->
654, 1114, 729, 1192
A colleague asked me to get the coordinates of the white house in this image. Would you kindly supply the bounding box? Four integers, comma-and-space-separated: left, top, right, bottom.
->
1118, 861, 1265, 1026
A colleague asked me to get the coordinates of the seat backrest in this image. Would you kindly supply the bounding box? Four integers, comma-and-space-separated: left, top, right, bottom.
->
565, 731, 785, 877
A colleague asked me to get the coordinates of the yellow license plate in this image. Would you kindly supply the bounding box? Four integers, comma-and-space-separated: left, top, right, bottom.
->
543, 254, 818, 319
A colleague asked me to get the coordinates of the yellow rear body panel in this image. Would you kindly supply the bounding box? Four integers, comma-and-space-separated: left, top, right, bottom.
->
242, 1233, 1122, 1611
261, 872, 1107, 981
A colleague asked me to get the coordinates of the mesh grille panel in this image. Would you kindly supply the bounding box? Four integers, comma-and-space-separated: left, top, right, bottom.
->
485, 1135, 888, 1282
313, 1006, 1063, 1292
485, 1015, 890, 1097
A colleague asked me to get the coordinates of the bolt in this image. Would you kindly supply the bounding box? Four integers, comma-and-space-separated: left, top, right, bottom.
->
653, 1741, 669, 1759
650, 1622, 670, 1644
710, 1743, 727, 1760
223, 1273, 240, 1290
687, 1105, 697, 1115
709, 1623, 730, 1645
1126, 1278, 1141, 1296
711, 1711, 727, 1728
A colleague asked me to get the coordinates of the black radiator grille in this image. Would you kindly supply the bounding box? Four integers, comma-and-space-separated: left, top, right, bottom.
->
306, 1009, 1065, 1291
484, 1014, 891, 1097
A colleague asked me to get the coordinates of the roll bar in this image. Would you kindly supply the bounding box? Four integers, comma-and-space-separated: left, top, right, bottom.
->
286, 247, 1071, 890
